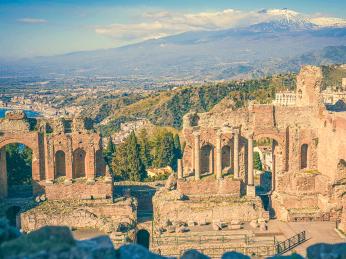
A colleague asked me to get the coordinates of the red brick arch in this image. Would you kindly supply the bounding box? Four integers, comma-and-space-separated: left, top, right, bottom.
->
0, 133, 42, 181
0, 132, 43, 198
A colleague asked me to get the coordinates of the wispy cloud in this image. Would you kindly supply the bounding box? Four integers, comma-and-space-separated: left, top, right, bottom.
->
94, 9, 262, 44
17, 18, 48, 24
94, 8, 346, 45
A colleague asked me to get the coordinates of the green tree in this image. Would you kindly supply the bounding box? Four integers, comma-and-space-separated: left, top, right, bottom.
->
138, 129, 153, 168
126, 132, 147, 181
173, 134, 182, 159
111, 142, 127, 181
154, 132, 176, 169
104, 137, 116, 166
254, 151, 263, 171
6, 144, 32, 186
111, 131, 146, 181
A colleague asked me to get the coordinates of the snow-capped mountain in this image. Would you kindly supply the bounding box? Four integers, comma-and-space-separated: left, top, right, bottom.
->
255, 8, 346, 31
1, 8, 345, 81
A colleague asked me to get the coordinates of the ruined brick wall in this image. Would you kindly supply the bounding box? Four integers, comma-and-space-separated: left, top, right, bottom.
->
0, 112, 107, 200
177, 178, 241, 197
296, 65, 323, 107
45, 132, 102, 181
317, 113, 346, 180
44, 181, 113, 200
114, 182, 159, 212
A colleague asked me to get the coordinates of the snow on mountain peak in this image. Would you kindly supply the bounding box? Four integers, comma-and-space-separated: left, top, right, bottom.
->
309, 17, 346, 27
258, 8, 346, 29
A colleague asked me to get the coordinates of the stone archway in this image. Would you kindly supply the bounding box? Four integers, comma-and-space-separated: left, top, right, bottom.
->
73, 148, 86, 178
200, 144, 214, 174
0, 134, 42, 186
221, 145, 231, 170
0, 139, 38, 199
55, 150, 66, 178
136, 229, 150, 249
301, 144, 308, 169
252, 133, 285, 215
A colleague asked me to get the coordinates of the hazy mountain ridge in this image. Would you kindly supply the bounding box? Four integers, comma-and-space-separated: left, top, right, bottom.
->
1, 11, 346, 82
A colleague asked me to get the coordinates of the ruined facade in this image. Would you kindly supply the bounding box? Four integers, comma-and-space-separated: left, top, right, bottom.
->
0, 112, 138, 244
178, 65, 346, 228
0, 112, 110, 199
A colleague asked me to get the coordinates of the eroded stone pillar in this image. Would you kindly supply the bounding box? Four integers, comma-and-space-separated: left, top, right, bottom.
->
177, 159, 183, 179
44, 136, 54, 184
65, 138, 73, 184
216, 131, 222, 179
233, 130, 240, 179
247, 135, 254, 186
247, 134, 255, 197
193, 132, 200, 180
86, 147, 96, 184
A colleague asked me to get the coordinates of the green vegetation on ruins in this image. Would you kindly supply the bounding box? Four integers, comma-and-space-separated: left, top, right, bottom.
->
106, 128, 182, 182
82, 73, 296, 136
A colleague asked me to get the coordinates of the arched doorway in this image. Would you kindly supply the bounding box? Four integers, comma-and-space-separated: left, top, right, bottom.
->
136, 229, 150, 249
55, 150, 66, 178
4, 143, 33, 198
221, 145, 231, 170
6, 206, 21, 227
200, 144, 214, 174
301, 144, 308, 169
252, 136, 283, 217
73, 148, 86, 178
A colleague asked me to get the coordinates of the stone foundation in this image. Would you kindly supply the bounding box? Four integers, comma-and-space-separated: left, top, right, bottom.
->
177, 178, 241, 197
20, 198, 137, 244
153, 189, 265, 230
43, 179, 113, 200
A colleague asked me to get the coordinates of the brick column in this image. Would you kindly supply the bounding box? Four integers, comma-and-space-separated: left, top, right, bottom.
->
86, 147, 96, 184
248, 135, 254, 186
216, 131, 222, 179
44, 135, 54, 184
193, 132, 200, 180
233, 130, 240, 179
65, 138, 73, 184
177, 159, 183, 179
247, 134, 255, 197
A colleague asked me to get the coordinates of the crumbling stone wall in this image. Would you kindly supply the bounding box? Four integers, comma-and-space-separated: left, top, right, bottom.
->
0, 112, 106, 200
177, 178, 241, 196
20, 198, 137, 243
44, 181, 113, 200
181, 65, 346, 223
153, 188, 265, 228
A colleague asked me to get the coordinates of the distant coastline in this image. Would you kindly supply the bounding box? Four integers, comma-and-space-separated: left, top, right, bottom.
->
0, 108, 41, 118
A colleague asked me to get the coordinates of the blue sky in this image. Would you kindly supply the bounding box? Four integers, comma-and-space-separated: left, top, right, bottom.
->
1, 0, 345, 59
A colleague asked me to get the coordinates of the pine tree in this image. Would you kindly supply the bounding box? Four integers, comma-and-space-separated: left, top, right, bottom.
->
173, 134, 182, 159
111, 132, 147, 181
126, 131, 147, 181
111, 142, 128, 181
104, 137, 116, 166
154, 132, 176, 169
254, 151, 263, 171
138, 129, 153, 168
